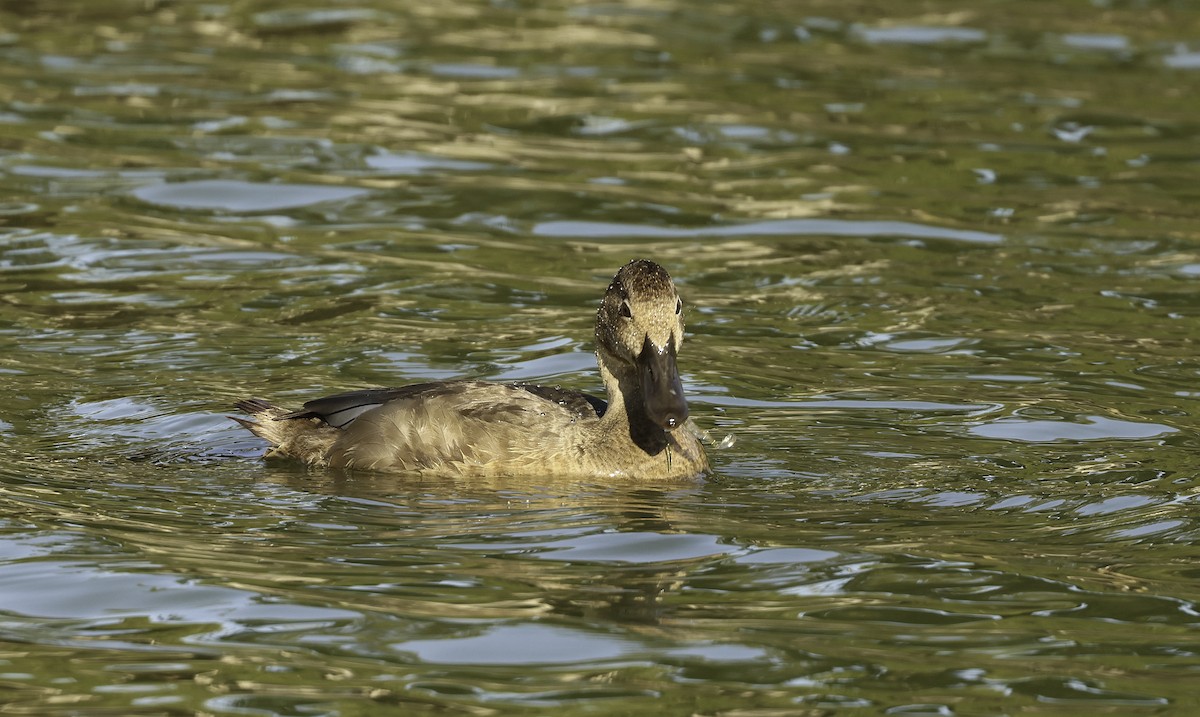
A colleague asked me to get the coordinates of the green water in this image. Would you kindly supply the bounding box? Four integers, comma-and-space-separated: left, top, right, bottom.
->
2, 0, 1200, 714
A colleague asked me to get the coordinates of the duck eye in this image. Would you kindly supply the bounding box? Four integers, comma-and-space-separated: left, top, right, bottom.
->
619, 300, 633, 319
675, 298, 682, 315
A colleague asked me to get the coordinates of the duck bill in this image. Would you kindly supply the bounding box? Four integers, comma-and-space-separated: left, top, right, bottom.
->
639, 335, 689, 431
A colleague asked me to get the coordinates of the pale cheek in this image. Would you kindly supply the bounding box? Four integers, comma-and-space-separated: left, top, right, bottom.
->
624, 328, 644, 355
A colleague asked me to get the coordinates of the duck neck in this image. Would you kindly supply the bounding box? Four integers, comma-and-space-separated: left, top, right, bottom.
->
597, 352, 669, 455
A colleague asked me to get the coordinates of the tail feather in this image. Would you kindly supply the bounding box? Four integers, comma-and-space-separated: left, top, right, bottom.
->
230, 398, 338, 465
235, 398, 278, 416
229, 398, 289, 442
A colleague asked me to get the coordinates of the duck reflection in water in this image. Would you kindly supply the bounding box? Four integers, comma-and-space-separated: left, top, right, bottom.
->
233, 260, 709, 479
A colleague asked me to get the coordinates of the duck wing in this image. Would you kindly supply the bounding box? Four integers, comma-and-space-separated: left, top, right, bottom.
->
511, 383, 606, 420
278, 383, 464, 428
279, 381, 605, 430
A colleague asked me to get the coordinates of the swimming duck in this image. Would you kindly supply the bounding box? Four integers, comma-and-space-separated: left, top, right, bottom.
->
232, 259, 709, 479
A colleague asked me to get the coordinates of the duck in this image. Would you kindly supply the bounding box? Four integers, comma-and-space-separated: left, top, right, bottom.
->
232, 259, 709, 479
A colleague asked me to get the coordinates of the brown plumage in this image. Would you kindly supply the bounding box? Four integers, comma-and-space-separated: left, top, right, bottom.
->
232, 260, 709, 479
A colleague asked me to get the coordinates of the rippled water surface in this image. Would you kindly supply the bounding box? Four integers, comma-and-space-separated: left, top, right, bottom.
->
3, 1, 1200, 714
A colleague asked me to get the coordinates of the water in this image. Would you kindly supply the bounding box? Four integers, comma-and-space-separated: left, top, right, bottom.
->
3, 0, 1200, 714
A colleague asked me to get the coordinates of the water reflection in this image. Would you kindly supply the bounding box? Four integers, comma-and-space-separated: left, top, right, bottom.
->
131, 179, 369, 212
967, 414, 1178, 442
534, 218, 1004, 243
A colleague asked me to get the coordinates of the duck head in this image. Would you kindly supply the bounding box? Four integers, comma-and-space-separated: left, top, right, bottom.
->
595, 259, 689, 431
